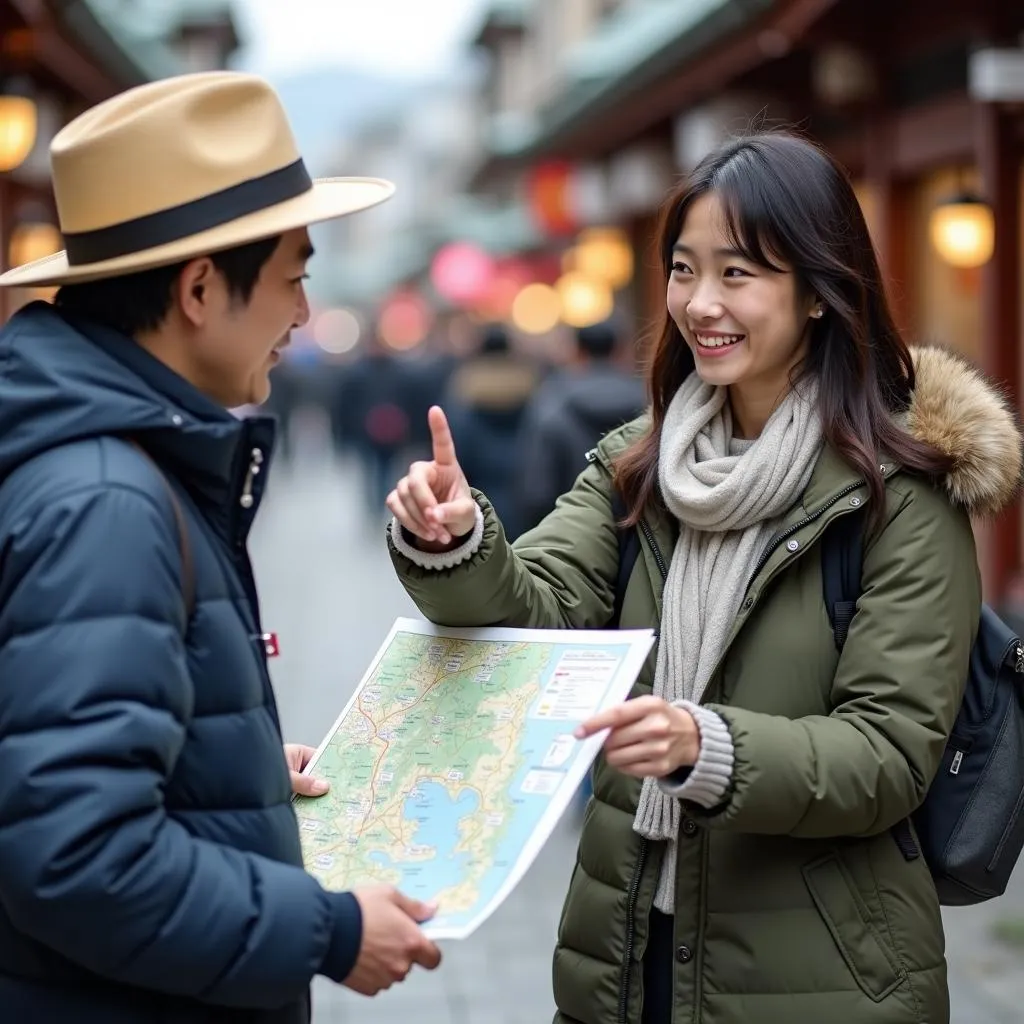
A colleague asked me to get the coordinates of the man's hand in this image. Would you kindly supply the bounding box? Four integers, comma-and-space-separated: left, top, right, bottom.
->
574, 696, 701, 778
387, 406, 476, 548
284, 743, 329, 797
344, 885, 442, 995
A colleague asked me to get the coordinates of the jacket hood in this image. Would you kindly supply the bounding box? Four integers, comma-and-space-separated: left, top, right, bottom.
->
908, 345, 1022, 517
0, 302, 272, 510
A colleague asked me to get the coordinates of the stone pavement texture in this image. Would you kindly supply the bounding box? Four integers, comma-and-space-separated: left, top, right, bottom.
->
250, 442, 1024, 1023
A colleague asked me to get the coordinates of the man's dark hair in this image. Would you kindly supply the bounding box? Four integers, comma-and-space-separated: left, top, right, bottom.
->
54, 234, 282, 337
576, 322, 617, 360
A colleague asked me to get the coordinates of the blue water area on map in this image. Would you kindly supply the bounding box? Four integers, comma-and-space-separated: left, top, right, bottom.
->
369, 783, 480, 899
424, 641, 637, 932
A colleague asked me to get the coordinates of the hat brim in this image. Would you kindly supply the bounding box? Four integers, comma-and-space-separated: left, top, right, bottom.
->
0, 176, 395, 288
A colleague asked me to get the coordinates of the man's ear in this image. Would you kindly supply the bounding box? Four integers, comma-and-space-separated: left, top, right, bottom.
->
177, 257, 217, 327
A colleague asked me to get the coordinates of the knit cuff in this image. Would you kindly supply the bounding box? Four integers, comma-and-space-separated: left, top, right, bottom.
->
389, 503, 485, 570
658, 703, 735, 809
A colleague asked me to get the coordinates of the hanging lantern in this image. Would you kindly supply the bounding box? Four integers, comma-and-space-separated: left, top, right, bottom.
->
929, 194, 995, 269
526, 161, 578, 237
0, 88, 37, 173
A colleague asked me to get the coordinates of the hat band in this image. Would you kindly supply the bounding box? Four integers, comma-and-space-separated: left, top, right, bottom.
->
61, 158, 313, 266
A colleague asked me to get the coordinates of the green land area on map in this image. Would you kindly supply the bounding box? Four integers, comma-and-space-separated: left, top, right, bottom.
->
295, 630, 553, 916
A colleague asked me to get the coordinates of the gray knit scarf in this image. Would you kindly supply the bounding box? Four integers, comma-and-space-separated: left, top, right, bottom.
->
633, 372, 823, 912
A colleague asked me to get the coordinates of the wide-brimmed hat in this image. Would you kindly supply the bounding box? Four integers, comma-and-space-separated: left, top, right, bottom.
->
0, 71, 395, 288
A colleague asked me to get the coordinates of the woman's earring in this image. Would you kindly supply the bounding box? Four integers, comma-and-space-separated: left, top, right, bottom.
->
811, 305, 825, 319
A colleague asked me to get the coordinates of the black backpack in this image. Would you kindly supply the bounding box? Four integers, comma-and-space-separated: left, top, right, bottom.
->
612, 496, 1024, 906
821, 509, 1024, 906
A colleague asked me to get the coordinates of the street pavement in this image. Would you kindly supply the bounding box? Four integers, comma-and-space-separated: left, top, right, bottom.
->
251, 436, 1024, 1023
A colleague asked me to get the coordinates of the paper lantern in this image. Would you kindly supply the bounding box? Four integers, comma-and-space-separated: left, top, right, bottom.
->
929, 195, 995, 269
0, 94, 36, 173
527, 161, 578, 237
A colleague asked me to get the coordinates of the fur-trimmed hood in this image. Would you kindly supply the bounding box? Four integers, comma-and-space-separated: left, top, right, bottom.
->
908, 346, 1022, 517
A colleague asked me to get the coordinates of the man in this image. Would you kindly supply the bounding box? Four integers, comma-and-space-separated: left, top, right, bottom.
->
518, 321, 646, 532
0, 72, 440, 1022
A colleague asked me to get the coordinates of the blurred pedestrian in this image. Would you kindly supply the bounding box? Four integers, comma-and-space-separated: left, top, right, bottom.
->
518, 320, 646, 532
333, 330, 416, 517
0, 71, 439, 1023
443, 323, 542, 540
384, 132, 1021, 1023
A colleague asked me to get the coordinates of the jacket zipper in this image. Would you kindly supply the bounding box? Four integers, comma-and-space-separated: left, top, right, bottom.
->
618, 840, 650, 1024
617, 519, 669, 1024
638, 519, 670, 582
745, 481, 864, 592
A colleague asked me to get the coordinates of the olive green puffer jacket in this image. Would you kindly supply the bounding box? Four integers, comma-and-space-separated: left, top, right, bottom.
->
388, 347, 1022, 1024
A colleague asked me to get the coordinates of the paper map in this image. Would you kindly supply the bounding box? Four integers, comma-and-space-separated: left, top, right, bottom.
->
294, 617, 654, 938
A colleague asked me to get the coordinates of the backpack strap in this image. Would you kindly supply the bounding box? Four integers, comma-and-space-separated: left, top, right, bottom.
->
820, 505, 920, 862
610, 486, 640, 628
127, 440, 196, 623
821, 507, 865, 651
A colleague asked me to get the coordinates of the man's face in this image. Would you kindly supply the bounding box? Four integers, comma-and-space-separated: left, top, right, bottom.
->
187, 228, 312, 408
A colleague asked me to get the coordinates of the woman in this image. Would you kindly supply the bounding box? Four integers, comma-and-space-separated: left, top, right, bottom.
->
385, 133, 1022, 1024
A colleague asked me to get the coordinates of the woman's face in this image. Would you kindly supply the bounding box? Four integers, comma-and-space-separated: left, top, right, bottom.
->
667, 192, 817, 401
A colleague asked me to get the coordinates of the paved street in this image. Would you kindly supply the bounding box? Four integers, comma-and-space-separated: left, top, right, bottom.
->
251, 436, 1024, 1024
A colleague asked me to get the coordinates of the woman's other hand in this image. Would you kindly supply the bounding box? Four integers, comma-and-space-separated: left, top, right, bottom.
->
574, 696, 701, 778
387, 406, 476, 548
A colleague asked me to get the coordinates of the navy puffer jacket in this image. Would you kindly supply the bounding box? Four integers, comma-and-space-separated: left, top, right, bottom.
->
0, 303, 359, 1023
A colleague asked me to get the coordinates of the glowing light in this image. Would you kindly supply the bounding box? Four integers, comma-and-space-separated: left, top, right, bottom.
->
568, 227, 634, 289
511, 283, 561, 335
0, 95, 37, 172
313, 307, 362, 354
429, 242, 495, 306
379, 291, 432, 351
929, 196, 995, 269
555, 272, 614, 328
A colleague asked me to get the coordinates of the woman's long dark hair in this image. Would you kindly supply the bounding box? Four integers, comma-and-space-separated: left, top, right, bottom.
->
615, 131, 953, 525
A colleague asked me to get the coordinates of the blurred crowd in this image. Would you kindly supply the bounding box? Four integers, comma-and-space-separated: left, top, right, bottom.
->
262, 320, 647, 538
